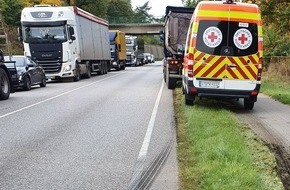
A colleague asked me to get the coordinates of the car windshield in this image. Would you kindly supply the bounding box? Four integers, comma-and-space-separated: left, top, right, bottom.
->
11, 57, 26, 67
23, 25, 68, 43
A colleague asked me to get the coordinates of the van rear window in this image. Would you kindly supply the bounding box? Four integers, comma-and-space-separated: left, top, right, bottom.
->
196, 20, 258, 56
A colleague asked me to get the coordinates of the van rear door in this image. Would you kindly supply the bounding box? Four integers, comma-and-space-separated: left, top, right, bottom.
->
194, 5, 259, 91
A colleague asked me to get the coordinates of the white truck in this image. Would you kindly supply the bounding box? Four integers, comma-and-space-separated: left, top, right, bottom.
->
125, 35, 138, 66
20, 5, 111, 81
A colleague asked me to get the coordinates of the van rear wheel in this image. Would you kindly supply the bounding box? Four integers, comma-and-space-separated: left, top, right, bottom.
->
244, 99, 255, 110
185, 93, 194, 105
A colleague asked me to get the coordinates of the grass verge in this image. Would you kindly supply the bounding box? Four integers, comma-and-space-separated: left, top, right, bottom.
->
174, 88, 283, 190
260, 73, 290, 105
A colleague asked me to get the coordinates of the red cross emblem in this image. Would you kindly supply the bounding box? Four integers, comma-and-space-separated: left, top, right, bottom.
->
233, 28, 252, 50
208, 32, 218, 42
238, 33, 248, 44
203, 27, 223, 48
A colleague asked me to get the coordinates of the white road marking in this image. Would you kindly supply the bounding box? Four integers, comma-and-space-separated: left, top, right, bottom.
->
0, 74, 121, 119
137, 81, 164, 161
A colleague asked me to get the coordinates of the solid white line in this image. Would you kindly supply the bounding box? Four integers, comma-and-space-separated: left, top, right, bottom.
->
137, 81, 164, 161
0, 74, 121, 119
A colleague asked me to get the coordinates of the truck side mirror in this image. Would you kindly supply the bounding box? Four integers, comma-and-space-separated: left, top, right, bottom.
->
18, 27, 23, 42
68, 26, 75, 41
160, 31, 164, 42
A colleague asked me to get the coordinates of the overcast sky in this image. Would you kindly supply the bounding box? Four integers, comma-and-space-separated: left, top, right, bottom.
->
131, 0, 184, 17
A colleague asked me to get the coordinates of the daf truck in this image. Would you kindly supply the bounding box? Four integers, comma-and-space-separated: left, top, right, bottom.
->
109, 30, 126, 71
19, 5, 111, 81
162, 6, 194, 89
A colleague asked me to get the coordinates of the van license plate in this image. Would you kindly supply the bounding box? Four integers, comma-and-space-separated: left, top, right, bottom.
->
199, 81, 220, 88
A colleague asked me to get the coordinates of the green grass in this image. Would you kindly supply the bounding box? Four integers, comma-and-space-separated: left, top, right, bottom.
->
260, 74, 290, 105
174, 89, 283, 190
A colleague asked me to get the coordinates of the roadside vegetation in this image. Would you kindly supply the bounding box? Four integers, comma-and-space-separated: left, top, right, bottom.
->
261, 61, 290, 105
174, 88, 284, 190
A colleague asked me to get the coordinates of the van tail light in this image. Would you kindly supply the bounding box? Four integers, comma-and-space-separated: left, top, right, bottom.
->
257, 58, 263, 81
188, 53, 194, 78
251, 91, 258, 96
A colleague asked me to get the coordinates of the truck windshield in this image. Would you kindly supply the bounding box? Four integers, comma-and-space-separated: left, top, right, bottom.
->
23, 25, 68, 43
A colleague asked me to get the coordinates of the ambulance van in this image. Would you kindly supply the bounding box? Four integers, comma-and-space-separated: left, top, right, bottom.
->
182, 0, 263, 110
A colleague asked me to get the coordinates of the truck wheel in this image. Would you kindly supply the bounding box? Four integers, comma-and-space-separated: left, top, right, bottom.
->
116, 63, 121, 71
166, 64, 176, 89
167, 77, 176, 89
185, 93, 194, 105
85, 62, 91, 78
163, 68, 166, 83
74, 66, 81, 81
0, 68, 10, 100
23, 76, 31, 91
104, 62, 108, 74
121, 62, 126, 70
244, 99, 254, 110
39, 74, 46, 87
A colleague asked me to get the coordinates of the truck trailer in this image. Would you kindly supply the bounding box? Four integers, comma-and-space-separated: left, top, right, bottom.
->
162, 6, 194, 89
109, 30, 126, 71
20, 5, 111, 81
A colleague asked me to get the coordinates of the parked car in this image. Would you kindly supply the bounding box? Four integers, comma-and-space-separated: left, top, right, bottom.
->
149, 54, 155, 63
137, 53, 147, 65
4, 55, 46, 90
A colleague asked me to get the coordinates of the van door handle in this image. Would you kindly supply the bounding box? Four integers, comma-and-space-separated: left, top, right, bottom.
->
228, 64, 237, 68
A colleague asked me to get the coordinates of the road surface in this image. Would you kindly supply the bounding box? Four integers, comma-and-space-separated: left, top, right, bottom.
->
0, 62, 178, 190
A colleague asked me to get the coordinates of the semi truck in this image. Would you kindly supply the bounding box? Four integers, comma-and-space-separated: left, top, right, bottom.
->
125, 35, 138, 66
0, 51, 16, 100
109, 30, 126, 71
162, 6, 194, 89
19, 5, 111, 81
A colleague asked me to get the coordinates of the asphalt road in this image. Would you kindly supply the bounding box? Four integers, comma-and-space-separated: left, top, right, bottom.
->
0, 62, 178, 190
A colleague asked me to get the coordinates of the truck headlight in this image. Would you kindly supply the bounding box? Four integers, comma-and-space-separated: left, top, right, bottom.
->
63, 65, 71, 71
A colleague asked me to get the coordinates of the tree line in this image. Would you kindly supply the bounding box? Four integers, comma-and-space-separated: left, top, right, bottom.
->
0, 0, 289, 57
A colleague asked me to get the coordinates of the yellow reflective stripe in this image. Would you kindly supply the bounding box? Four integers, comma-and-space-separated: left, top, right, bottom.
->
192, 22, 199, 33
206, 56, 224, 78
198, 10, 260, 21
258, 26, 263, 36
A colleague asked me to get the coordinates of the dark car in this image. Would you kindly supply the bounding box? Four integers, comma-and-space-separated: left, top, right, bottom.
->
4, 55, 46, 90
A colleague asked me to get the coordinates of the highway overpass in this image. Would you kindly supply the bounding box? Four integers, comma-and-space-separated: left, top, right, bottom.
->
109, 23, 164, 35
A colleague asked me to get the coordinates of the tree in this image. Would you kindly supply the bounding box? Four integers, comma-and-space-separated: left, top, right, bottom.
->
74, 0, 109, 19
182, 0, 200, 7
1, 0, 23, 27
259, 0, 290, 56
133, 1, 154, 23
107, 0, 134, 24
